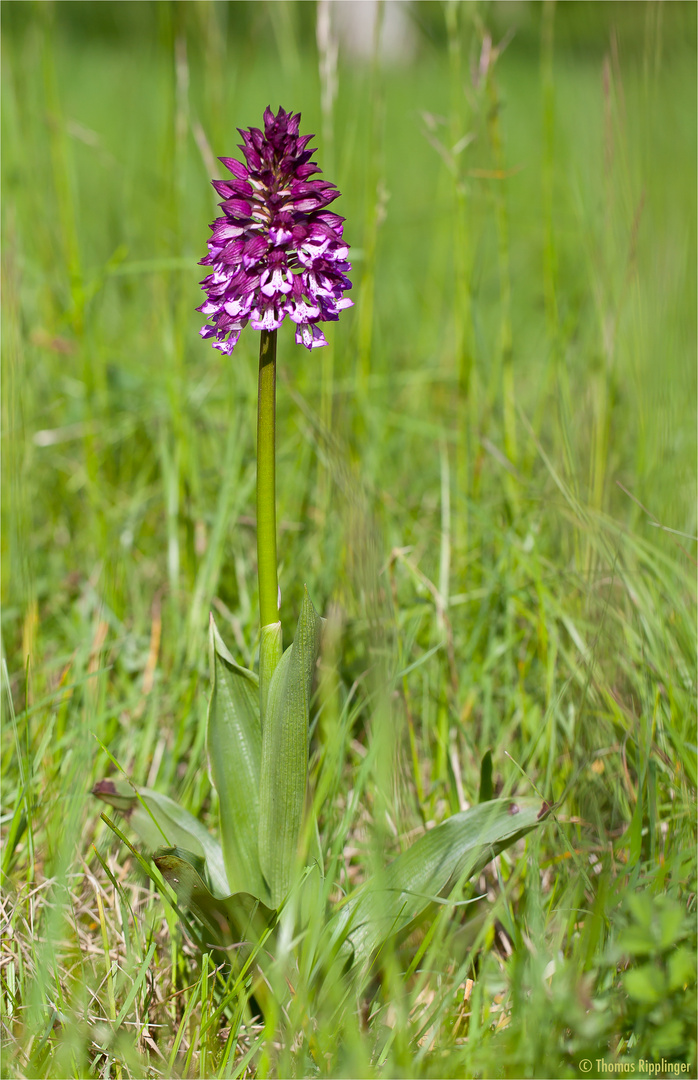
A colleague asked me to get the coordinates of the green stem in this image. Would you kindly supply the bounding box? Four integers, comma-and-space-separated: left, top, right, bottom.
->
257, 330, 280, 629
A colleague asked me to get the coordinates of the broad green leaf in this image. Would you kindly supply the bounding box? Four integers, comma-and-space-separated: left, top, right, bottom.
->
329, 797, 549, 970
92, 777, 229, 897
258, 588, 323, 908
153, 846, 275, 949
207, 617, 266, 902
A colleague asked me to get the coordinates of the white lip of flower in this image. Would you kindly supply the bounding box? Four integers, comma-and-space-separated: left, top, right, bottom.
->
296, 324, 326, 349
251, 304, 283, 331
289, 299, 321, 324
298, 238, 330, 263
307, 271, 335, 299
260, 268, 293, 297
297, 325, 316, 347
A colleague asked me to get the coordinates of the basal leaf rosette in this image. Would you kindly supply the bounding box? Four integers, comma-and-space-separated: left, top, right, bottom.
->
198, 106, 353, 354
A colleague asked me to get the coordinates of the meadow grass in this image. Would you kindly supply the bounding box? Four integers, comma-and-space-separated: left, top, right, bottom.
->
2, 2, 696, 1077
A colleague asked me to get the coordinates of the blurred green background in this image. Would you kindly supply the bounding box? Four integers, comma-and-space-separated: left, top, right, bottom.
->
3, 0, 695, 643
2, 2, 696, 1076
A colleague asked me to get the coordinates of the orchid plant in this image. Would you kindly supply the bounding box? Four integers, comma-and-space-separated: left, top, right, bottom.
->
93, 107, 548, 1004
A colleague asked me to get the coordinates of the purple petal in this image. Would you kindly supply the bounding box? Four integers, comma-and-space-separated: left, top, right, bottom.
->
220, 157, 249, 179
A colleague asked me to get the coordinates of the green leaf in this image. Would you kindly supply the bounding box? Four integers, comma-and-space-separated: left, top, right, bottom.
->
612, 926, 655, 959
667, 946, 696, 993
624, 963, 664, 1005
478, 749, 493, 803
329, 797, 548, 971
625, 892, 653, 929
650, 1019, 687, 1057
657, 900, 687, 950
153, 846, 275, 949
92, 777, 230, 897
207, 617, 266, 902
258, 588, 323, 909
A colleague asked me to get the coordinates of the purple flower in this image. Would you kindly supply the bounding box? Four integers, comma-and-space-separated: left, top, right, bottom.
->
198, 106, 353, 354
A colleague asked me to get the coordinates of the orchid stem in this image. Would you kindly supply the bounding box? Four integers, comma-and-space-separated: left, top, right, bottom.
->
257, 329, 280, 630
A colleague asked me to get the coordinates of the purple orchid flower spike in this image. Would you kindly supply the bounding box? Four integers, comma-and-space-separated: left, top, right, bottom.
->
198, 106, 353, 353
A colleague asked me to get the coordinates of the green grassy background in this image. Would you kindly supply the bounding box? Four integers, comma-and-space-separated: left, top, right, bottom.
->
2, 2, 696, 1077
